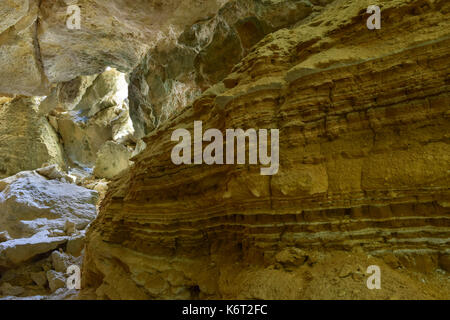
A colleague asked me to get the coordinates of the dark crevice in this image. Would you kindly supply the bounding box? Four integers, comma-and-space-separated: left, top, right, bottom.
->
33, 0, 50, 94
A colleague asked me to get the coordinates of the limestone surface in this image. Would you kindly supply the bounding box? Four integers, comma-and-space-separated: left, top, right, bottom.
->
93, 141, 132, 179
0, 0, 48, 96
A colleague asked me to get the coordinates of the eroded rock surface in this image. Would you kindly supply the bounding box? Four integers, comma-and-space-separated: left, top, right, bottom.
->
54, 68, 134, 169
94, 141, 132, 179
0, 0, 48, 96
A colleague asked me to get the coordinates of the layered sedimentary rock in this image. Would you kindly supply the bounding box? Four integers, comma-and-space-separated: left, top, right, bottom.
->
0, 97, 65, 179
0, 0, 448, 301
83, 0, 450, 299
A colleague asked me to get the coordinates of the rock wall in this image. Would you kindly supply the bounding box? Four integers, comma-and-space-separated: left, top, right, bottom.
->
0, 0, 48, 96
82, 0, 450, 299
0, 97, 66, 179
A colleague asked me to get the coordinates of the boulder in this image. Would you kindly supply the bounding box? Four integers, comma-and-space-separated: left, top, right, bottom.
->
0, 171, 98, 238
0, 236, 68, 269
51, 250, 72, 273
36, 165, 74, 184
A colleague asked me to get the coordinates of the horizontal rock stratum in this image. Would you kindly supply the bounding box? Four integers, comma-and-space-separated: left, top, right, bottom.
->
81, 0, 450, 299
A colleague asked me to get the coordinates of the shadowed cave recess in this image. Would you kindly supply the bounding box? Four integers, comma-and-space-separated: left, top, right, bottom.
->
0, 0, 449, 300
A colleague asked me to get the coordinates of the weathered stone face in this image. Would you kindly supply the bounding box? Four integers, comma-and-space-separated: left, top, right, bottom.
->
48, 68, 135, 170
0, 0, 30, 35
93, 141, 132, 179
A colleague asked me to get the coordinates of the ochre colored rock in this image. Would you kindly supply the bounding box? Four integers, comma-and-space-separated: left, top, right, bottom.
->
0, 0, 448, 301
46, 270, 66, 293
